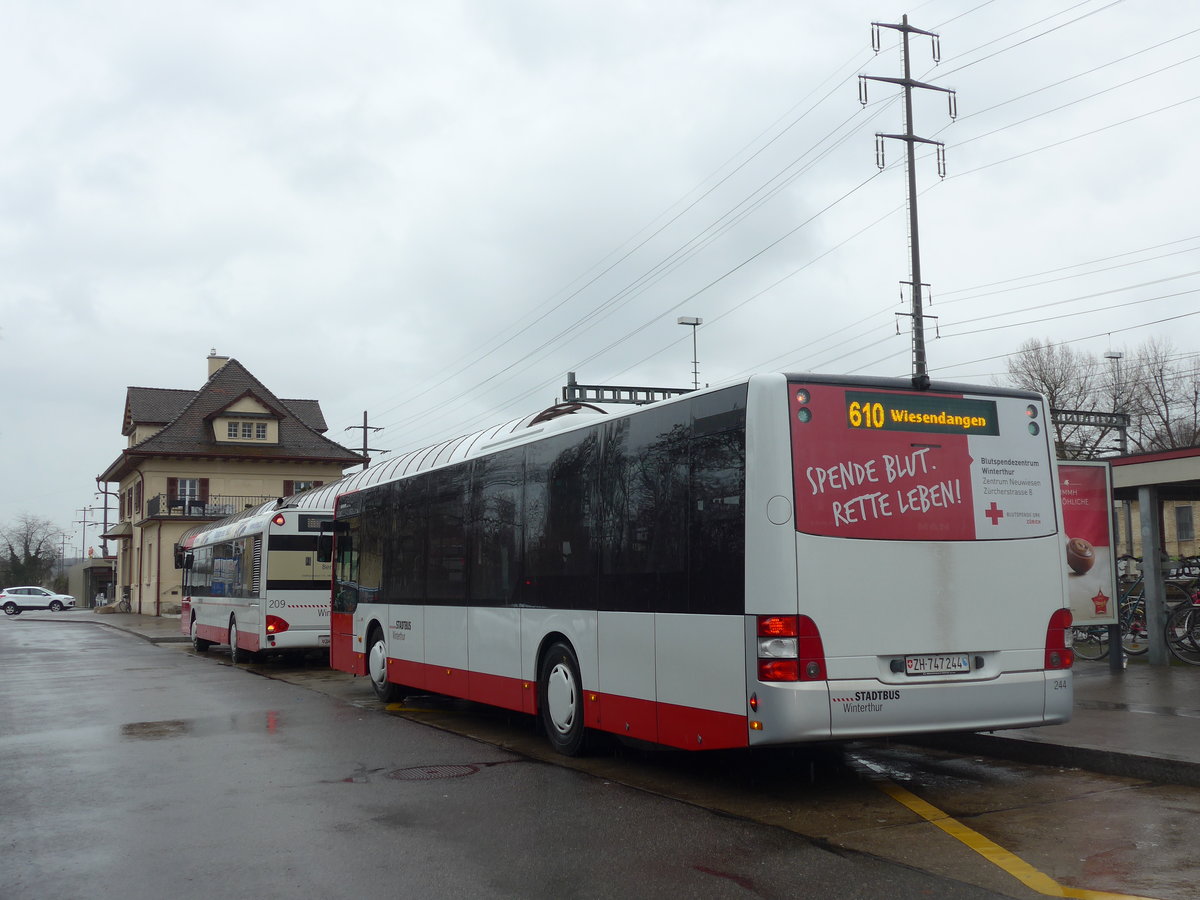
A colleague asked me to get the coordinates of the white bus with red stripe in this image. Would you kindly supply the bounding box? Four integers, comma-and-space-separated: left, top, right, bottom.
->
178, 499, 333, 660
321, 373, 1073, 754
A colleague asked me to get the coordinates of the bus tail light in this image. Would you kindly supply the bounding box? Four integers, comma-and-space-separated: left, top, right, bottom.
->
266, 615, 291, 635
1044, 608, 1073, 670
757, 615, 826, 682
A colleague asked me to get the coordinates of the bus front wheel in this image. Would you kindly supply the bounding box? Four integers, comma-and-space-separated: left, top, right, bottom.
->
538, 641, 587, 756
367, 627, 404, 703
191, 617, 213, 653
229, 618, 245, 664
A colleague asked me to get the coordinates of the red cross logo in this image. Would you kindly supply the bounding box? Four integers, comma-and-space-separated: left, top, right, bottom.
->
984, 502, 1004, 525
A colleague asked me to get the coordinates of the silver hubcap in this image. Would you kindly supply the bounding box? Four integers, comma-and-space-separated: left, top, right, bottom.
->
369, 639, 387, 688
230, 623, 238, 657
546, 663, 577, 735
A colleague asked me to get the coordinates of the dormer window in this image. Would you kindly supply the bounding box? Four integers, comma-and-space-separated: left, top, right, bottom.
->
226, 421, 269, 440
209, 391, 282, 445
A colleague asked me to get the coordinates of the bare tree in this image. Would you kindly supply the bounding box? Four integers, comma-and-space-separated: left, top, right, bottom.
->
1125, 338, 1200, 451
1005, 339, 1115, 458
0, 514, 64, 587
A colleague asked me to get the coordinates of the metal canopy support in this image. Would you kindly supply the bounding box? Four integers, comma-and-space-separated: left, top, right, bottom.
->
1137, 485, 1169, 666
562, 372, 692, 406
1050, 408, 1131, 431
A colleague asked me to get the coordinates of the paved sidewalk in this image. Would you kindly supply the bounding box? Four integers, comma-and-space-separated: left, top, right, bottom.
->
12, 607, 188, 643
11, 608, 1200, 786
921, 656, 1200, 787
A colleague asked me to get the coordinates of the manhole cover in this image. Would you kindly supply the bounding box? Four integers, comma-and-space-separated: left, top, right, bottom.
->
387, 764, 480, 781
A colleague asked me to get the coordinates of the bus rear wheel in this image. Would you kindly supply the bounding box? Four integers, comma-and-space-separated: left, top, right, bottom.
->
538, 641, 587, 756
367, 627, 404, 703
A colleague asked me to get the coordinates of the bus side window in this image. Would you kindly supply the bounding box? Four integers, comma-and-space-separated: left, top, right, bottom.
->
336, 536, 354, 574
333, 534, 358, 613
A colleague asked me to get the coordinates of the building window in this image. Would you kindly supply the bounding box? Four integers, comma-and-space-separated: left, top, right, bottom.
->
1177, 506, 1195, 542
283, 480, 323, 496
177, 478, 200, 502
225, 420, 271, 441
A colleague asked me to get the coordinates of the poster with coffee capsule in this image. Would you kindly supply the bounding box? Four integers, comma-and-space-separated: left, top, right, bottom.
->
1058, 462, 1118, 626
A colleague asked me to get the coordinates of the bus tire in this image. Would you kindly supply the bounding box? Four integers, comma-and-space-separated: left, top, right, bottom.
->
538, 641, 587, 756
229, 618, 245, 664
190, 617, 213, 653
367, 626, 404, 703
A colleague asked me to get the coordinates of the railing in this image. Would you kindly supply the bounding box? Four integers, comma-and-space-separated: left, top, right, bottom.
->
143, 493, 277, 520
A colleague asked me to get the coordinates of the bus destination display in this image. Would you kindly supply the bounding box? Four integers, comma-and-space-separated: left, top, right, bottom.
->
845, 391, 999, 436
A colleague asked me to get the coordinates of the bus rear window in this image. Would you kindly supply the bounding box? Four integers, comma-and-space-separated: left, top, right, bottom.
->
790, 383, 1057, 541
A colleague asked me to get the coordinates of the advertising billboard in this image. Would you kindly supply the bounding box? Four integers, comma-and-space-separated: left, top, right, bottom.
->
1058, 461, 1118, 626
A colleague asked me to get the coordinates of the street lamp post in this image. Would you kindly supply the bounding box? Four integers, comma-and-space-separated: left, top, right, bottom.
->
677, 316, 702, 390
1104, 350, 1133, 564
1104, 350, 1127, 452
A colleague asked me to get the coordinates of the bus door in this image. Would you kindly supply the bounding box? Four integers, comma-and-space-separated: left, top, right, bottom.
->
323, 519, 364, 674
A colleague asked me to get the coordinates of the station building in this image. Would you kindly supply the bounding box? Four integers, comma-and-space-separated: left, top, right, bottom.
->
98, 352, 364, 615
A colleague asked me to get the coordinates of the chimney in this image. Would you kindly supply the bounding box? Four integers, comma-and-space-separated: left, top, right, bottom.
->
207, 348, 230, 378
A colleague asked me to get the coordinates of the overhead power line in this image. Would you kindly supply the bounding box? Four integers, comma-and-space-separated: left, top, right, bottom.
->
351, 0, 1183, 449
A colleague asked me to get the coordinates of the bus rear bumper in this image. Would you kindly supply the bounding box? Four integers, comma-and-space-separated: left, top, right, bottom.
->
748, 669, 1072, 746
260, 629, 331, 652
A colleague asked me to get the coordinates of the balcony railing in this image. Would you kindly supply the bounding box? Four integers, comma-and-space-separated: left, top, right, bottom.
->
143, 493, 277, 520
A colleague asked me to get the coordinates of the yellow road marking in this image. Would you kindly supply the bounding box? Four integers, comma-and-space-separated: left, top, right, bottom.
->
855, 757, 1161, 900
384, 702, 461, 715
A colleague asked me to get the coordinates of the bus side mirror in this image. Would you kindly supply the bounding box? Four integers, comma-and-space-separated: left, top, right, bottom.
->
174, 549, 193, 570
317, 535, 332, 564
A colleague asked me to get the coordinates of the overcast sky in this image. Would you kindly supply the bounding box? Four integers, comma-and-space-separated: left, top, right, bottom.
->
3, 0, 1197, 554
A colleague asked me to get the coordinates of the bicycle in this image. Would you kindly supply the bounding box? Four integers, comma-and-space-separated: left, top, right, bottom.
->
1164, 601, 1200, 664
1164, 567, 1200, 665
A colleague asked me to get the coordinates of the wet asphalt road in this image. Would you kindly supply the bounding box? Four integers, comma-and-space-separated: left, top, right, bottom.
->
1, 618, 1016, 900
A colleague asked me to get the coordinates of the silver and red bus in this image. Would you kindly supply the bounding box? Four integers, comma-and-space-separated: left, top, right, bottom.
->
178, 499, 333, 660
320, 373, 1073, 754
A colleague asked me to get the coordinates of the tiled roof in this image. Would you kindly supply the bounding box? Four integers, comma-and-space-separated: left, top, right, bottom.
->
119, 358, 363, 466
124, 387, 193, 433
278, 398, 327, 433
124, 387, 328, 435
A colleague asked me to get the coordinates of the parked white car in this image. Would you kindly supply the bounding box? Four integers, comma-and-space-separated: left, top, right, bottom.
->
1, 586, 77, 615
